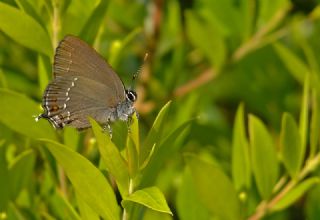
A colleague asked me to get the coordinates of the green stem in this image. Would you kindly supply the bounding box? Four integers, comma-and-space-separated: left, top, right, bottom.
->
248, 153, 320, 220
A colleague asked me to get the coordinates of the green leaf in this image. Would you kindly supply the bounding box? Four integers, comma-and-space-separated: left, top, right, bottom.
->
80, 0, 109, 44
272, 177, 320, 211
140, 119, 192, 187
37, 55, 51, 94
280, 113, 302, 178
128, 113, 140, 155
239, 0, 255, 41
186, 11, 226, 70
232, 103, 251, 190
186, 154, 240, 220
273, 42, 310, 84
127, 136, 139, 178
0, 141, 9, 212
49, 191, 81, 220
14, 0, 44, 26
9, 149, 35, 200
76, 192, 100, 220
40, 139, 120, 220
299, 75, 310, 161
90, 118, 129, 197
0, 2, 52, 56
310, 89, 320, 158
122, 187, 172, 215
258, 0, 289, 26
63, 126, 80, 151
0, 89, 56, 140
176, 169, 210, 220
109, 27, 142, 68
249, 115, 279, 199
140, 101, 171, 165
61, 0, 100, 36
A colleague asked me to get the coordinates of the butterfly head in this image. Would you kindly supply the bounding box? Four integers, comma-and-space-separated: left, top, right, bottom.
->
125, 89, 137, 102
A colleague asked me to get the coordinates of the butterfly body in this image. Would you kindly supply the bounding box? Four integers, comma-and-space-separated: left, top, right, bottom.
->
36, 35, 137, 130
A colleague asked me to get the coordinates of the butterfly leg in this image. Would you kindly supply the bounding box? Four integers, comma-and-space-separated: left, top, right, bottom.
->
34, 113, 48, 122
126, 116, 132, 134
103, 119, 113, 139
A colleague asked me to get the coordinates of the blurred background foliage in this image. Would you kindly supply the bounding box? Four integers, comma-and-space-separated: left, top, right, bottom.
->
1, 0, 320, 219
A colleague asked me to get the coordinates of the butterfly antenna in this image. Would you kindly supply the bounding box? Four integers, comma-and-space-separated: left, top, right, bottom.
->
130, 53, 148, 89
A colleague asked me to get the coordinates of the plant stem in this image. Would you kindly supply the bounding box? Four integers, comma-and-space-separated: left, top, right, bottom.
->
122, 179, 134, 220
248, 153, 320, 220
52, 0, 60, 49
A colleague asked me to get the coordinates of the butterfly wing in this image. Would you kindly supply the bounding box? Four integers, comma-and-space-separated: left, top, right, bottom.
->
41, 36, 125, 129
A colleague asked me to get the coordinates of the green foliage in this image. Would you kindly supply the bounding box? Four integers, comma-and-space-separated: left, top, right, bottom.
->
249, 115, 279, 199
186, 154, 240, 220
1, 0, 320, 219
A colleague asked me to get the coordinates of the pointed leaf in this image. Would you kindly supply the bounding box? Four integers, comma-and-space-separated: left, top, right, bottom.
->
280, 113, 302, 178
186, 154, 240, 220
249, 115, 279, 199
299, 75, 310, 161
0, 89, 56, 140
186, 11, 226, 69
272, 177, 320, 211
140, 101, 171, 164
76, 192, 100, 220
37, 55, 51, 94
126, 136, 139, 178
176, 169, 210, 220
0, 2, 52, 56
0, 142, 9, 212
273, 42, 310, 84
140, 119, 192, 187
90, 118, 129, 197
40, 139, 120, 220
232, 103, 251, 190
80, 0, 109, 44
122, 187, 172, 215
128, 113, 140, 155
310, 89, 320, 158
61, 0, 100, 36
9, 149, 35, 200
49, 191, 81, 220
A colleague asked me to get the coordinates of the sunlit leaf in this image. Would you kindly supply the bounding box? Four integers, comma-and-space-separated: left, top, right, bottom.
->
90, 118, 129, 197
176, 169, 210, 220
0, 2, 52, 56
76, 192, 100, 220
80, 0, 109, 44
249, 115, 279, 199
0, 89, 56, 140
40, 139, 120, 220
186, 154, 240, 220
280, 113, 302, 178
186, 11, 226, 70
0, 141, 9, 212
273, 42, 310, 84
140, 101, 171, 165
49, 191, 81, 220
258, 0, 290, 26
122, 187, 172, 215
127, 136, 139, 178
232, 103, 251, 190
299, 75, 310, 161
37, 55, 51, 94
272, 178, 320, 211
9, 149, 35, 200
310, 89, 320, 158
61, 0, 100, 36
140, 119, 192, 187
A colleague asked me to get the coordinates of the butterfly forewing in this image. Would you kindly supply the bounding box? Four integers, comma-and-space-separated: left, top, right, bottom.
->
41, 35, 127, 129
54, 35, 125, 101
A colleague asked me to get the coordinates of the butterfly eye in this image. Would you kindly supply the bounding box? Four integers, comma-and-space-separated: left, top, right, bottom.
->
126, 90, 137, 102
